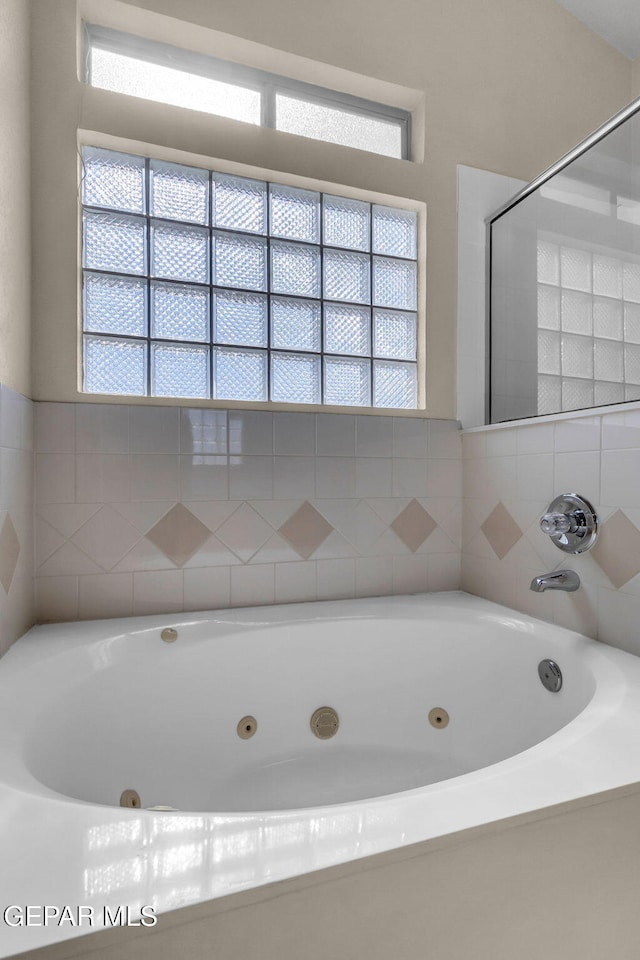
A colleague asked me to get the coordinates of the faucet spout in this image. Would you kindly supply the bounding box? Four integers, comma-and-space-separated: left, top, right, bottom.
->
529, 569, 580, 593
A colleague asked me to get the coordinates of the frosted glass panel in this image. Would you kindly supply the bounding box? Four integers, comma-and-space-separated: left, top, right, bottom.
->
324, 357, 370, 406
324, 303, 370, 355
373, 257, 417, 310
213, 232, 267, 291
324, 250, 370, 304
151, 281, 209, 342
373, 360, 417, 408
323, 195, 370, 251
215, 348, 267, 401
151, 221, 209, 282
372, 206, 417, 259
373, 309, 417, 360
150, 160, 209, 224
270, 184, 320, 243
213, 290, 267, 347
271, 353, 321, 404
275, 93, 403, 159
271, 241, 321, 298
213, 175, 267, 234
84, 272, 146, 336
90, 47, 261, 124
271, 297, 321, 352
83, 211, 146, 275
151, 343, 210, 398
84, 336, 146, 396
82, 147, 145, 213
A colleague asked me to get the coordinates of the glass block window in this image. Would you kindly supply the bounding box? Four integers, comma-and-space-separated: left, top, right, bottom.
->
537, 240, 640, 413
81, 147, 419, 407
85, 25, 410, 161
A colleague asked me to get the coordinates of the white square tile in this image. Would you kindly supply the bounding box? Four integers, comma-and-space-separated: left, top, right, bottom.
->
598, 587, 640, 656
273, 457, 316, 499
516, 423, 554, 455
75, 404, 129, 454
427, 554, 461, 591
392, 418, 428, 458
485, 428, 517, 457
184, 567, 231, 611
355, 458, 392, 497
315, 457, 356, 498
180, 409, 227, 454
601, 449, 640, 508
78, 573, 133, 619
392, 554, 428, 595
228, 411, 273, 454
316, 414, 355, 456
1, 450, 32, 508
316, 558, 355, 600
228, 455, 273, 499
392, 459, 429, 497
355, 556, 394, 598
76, 454, 130, 503
516, 453, 554, 502
428, 420, 461, 459
275, 561, 317, 603
426, 459, 462, 498
130, 454, 180, 501
35, 403, 75, 454
133, 570, 183, 615
180, 455, 228, 500
601, 410, 640, 450
273, 412, 315, 455
130, 406, 180, 453
230, 563, 275, 606
36, 575, 79, 622
355, 415, 393, 457
554, 417, 600, 453
36, 454, 75, 504
554, 451, 600, 504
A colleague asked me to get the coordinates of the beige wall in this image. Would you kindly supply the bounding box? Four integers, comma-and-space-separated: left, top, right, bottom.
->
31, 0, 633, 417
0, 0, 31, 398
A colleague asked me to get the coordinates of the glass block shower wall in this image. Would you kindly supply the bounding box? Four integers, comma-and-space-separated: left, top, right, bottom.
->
537, 241, 640, 413
489, 103, 640, 423
81, 147, 419, 408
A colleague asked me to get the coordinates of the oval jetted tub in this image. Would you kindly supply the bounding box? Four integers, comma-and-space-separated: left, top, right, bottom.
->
2, 592, 640, 957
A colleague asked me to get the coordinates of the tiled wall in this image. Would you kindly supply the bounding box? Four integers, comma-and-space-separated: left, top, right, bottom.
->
462, 407, 640, 657
35, 404, 462, 621
0, 385, 34, 654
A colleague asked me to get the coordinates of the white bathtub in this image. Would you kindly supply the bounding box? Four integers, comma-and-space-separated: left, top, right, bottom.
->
2, 591, 640, 957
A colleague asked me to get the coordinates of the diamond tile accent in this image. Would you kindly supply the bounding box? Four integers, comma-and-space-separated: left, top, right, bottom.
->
592, 509, 640, 588
391, 499, 436, 552
146, 503, 211, 567
480, 503, 523, 560
216, 503, 274, 562
0, 515, 20, 593
279, 501, 333, 559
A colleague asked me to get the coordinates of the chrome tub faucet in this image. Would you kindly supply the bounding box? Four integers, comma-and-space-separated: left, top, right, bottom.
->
530, 569, 580, 593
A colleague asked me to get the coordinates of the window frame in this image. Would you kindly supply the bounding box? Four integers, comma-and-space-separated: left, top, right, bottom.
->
83, 24, 412, 161
79, 146, 421, 408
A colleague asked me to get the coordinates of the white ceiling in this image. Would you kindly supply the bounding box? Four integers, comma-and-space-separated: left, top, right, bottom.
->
555, 0, 640, 59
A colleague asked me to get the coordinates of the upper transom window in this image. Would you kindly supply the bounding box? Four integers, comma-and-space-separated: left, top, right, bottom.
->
84, 25, 411, 160
81, 147, 419, 408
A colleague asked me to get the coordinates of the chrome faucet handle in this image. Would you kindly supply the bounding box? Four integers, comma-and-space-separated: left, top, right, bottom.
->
539, 493, 598, 555
540, 512, 573, 536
